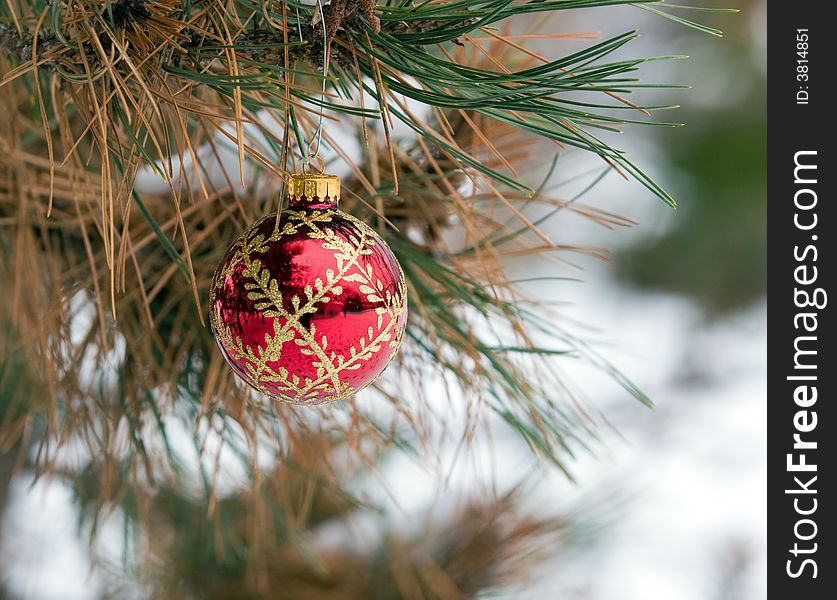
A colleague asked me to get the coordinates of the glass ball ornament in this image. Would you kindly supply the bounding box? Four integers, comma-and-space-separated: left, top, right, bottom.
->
209, 173, 408, 405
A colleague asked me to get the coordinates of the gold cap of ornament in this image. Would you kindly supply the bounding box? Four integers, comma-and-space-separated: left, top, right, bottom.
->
288, 172, 340, 203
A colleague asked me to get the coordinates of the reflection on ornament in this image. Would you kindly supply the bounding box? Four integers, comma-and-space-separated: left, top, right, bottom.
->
210, 173, 407, 405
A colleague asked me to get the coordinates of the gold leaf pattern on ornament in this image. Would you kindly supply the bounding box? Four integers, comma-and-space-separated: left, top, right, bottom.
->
209, 210, 407, 404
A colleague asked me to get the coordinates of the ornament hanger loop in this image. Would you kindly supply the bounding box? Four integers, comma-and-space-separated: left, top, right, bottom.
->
305, 153, 325, 175
298, 0, 328, 165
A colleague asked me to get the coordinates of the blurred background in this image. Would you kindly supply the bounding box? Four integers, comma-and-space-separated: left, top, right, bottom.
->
0, 1, 765, 598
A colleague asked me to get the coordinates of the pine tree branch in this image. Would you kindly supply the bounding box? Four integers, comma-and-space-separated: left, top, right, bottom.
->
0, 2, 732, 553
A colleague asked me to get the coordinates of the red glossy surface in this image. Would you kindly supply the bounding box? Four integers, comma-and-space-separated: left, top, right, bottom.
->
209, 205, 407, 405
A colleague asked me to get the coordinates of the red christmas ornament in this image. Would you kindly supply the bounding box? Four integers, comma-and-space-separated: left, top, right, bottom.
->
209, 173, 407, 405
